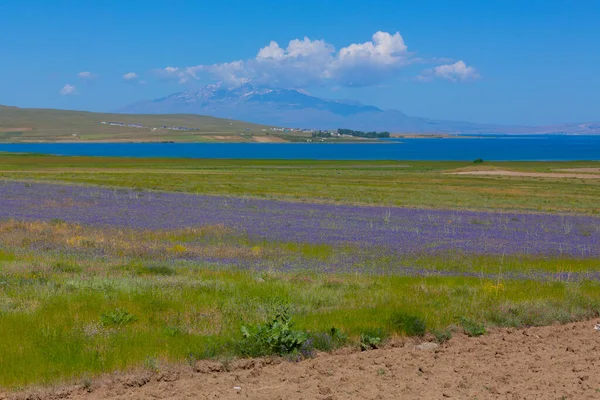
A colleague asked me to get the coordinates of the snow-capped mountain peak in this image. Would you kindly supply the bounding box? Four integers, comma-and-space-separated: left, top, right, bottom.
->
116, 83, 600, 133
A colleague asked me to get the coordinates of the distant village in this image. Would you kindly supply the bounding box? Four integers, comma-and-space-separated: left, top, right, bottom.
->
100, 121, 198, 131
99, 122, 389, 140
100, 121, 322, 134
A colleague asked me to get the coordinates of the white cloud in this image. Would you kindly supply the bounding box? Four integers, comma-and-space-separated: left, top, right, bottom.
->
154, 66, 199, 84
157, 31, 445, 88
77, 71, 98, 79
157, 31, 478, 88
332, 31, 412, 86
257, 41, 285, 59
59, 84, 76, 95
419, 61, 480, 82
123, 72, 139, 81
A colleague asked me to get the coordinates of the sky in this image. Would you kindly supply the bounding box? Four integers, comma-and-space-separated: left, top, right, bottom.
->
1, 0, 599, 125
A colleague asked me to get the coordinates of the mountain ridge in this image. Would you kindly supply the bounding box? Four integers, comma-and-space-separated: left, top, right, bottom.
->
116, 83, 600, 134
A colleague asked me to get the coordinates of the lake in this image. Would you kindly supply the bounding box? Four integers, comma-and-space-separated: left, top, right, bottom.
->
0, 135, 599, 160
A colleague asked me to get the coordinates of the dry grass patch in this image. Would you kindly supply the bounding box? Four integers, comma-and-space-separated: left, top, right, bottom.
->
448, 170, 600, 179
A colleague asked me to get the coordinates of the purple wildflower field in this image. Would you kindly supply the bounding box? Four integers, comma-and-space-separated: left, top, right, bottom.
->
1, 181, 598, 262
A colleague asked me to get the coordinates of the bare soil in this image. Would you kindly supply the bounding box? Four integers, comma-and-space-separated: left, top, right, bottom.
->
205, 136, 246, 142
554, 168, 600, 173
4, 320, 600, 400
0, 128, 32, 132
449, 170, 600, 179
252, 136, 287, 143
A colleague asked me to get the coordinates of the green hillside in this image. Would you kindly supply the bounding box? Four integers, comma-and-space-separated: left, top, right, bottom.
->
0, 106, 279, 142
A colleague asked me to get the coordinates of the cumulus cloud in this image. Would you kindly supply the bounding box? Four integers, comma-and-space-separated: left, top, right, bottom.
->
419, 61, 480, 82
157, 31, 440, 88
77, 71, 98, 79
122, 72, 139, 81
59, 84, 76, 95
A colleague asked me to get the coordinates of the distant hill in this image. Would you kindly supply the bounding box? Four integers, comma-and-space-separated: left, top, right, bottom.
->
0, 106, 275, 142
117, 83, 600, 134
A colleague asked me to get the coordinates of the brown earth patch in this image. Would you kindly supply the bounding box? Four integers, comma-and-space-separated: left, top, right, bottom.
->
444, 165, 504, 173
0, 128, 32, 132
208, 136, 234, 140
202, 136, 247, 142
253, 136, 288, 143
554, 168, 600, 173
449, 170, 600, 179
3, 320, 600, 400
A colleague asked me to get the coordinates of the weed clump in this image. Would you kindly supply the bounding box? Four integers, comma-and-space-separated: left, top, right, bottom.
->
53, 261, 82, 273
237, 306, 307, 357
101, 309, 138, 327
163, 325, 184, 337
432, 329, 453, 344
390, 312, 427, 336
458, 317, 486, 337
302, 327, 348, 357
360, 331, 382, 351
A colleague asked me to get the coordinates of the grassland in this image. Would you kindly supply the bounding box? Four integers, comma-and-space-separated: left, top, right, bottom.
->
0, 106, 377, 143
1, 220, 599, 388
0, 154, 599, 214
0, 155, 599, 390
0, 106, 278, 142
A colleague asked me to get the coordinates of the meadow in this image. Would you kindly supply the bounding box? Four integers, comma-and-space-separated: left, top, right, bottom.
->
1, 154, 600, 213
0, 106, 272, 142
0, 154, 599, 389
0, 107, 363, 143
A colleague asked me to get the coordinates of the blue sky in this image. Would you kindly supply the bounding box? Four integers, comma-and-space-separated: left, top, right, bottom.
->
1, 0, 599, 125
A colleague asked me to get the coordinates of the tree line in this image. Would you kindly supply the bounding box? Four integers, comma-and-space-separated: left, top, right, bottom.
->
338, 129, 390, 138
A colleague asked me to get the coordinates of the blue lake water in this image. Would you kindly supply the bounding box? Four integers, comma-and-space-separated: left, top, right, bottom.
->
0, 135, 599, 161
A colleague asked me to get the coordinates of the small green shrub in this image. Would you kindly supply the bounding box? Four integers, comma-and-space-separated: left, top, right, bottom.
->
237, 307, 307, 357
432, 329, 452, 344
163, 325, 184, 337
390, 312, 426, 336
458, 317, 486, 337
308, 327, 348, 352
144, 356, 159, 372
360, 332, 381, 351
100, 309, 138, 327
473, 158, 484, 164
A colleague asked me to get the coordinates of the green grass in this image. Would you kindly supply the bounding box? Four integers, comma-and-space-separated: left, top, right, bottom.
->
0, 107, 375, 143
0, 107, 274, 142
0, 131, 23, 140
1, 259, 599, 388
1, 154, 599, 214
1, 155, 600, 389
0, 220, 599, 388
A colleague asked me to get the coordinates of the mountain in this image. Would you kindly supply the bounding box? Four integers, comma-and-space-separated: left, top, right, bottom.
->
116, 83, 600, 134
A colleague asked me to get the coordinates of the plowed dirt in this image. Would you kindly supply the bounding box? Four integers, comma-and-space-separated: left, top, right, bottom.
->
4, 320, 600, 400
